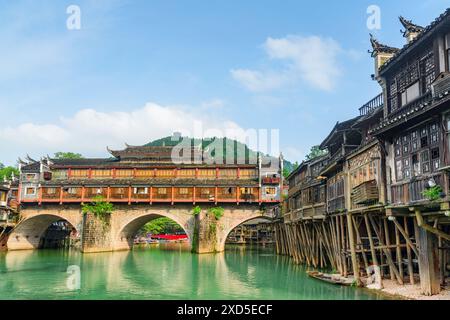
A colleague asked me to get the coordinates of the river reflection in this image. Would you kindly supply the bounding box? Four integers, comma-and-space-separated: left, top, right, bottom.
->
0, 245, 385, 300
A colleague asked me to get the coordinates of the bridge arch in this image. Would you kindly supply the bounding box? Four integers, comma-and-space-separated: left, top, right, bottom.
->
112, 209, 194, 251
7, 211, 81, 251
217, 213, 273, 252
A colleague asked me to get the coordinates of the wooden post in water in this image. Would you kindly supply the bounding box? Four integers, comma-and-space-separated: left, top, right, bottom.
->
347, 213, 362, 286
415, 210, 440, 296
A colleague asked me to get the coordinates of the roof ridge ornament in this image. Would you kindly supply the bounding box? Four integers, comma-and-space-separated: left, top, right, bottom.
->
368, 33, 399, 57
399, 16, 424, 36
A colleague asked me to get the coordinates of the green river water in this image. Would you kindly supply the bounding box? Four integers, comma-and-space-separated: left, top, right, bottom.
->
0, 245, 386, 300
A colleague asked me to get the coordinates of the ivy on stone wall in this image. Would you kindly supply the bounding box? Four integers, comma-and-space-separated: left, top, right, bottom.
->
81, 196, 114, 225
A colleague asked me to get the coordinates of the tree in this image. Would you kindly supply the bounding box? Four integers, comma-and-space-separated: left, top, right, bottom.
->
140, 217, 184, 235
54, 152, 84, 159
0, 166, 19, 181
305, 146, 328, 161
282, 161, 299, 178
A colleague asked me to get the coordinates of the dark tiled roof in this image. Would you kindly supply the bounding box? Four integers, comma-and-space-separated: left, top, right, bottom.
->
51, 158, 118, 166
320, 116, 362, 149
369, 34, 399, 58
379, 9, 450, 73
20, 162, 40, 172
352, 105, 384, 129
399, 16, 424, 35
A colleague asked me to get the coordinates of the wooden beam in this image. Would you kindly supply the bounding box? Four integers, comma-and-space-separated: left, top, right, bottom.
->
415, 209, 450, 241
368, 215, 404, 285
389, 217, 419, 257
416, 221, 441, 295
347, 213, 362, 286
404, 216, 415, 285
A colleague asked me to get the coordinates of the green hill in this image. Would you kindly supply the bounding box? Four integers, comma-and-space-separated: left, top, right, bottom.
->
144, 135, 293, 172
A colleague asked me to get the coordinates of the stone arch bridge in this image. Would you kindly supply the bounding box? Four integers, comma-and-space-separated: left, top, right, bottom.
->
7, 204, 273, 253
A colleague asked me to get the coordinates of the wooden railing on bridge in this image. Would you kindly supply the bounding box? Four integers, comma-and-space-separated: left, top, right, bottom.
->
34, 186, 274, 205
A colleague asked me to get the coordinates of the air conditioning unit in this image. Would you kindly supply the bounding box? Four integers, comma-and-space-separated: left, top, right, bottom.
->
431, 72, 450, 99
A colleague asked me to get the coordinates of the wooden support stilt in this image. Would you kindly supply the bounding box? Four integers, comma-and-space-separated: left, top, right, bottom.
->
352, 215, 369, 273
394, 221, 404, 281
403, 217, 415, 285
364, 214, 378, 268
347, 213, 362, 286
384, 218, 395, 281
415, 211, 440, 296
368, 215, 404, 285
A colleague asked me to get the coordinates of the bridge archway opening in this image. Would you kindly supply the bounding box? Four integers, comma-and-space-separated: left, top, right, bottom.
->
225, 217, 274, 247
7, 214, 79, 251
117, 214, 190, 251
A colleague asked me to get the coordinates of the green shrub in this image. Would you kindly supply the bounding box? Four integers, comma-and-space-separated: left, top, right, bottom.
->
208, 207, 224, 220
81, 196, 114, 223
422, 185, 443, 202
192, 205, 202, 216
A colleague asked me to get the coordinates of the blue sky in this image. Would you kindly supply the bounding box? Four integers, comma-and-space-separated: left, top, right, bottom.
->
0, 0, 448, 165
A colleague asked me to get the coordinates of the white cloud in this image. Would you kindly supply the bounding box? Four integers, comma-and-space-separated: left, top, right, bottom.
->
232, 35, 344, 92
230, 69, 289, 92
0, 102, 247, 164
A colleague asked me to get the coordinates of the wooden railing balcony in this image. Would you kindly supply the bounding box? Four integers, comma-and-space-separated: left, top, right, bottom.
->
63, 188, 82, 200
327, 196, 345, 213
359, 93, 383, 116
34, 185, 277, 204
351, 180, 379, 206
391, 173, 444, 205
288, 184, 301, 197
41, 188, 61, 200
262, 177, 281, 185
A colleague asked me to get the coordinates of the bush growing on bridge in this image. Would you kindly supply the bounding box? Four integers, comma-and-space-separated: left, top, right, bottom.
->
192, 206, 202, 216
208, 207, 224, 220
81, 196, 114, 224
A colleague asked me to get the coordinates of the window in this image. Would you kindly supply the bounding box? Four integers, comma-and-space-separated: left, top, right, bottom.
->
157, 188, 167, 195
25, 174, 36, 181
446, 34, 450, 71
133, 187, 148, 194
67, 188, 77, 195
179, 188, 189, 195
420, 136, 428, 148
412, 154, 420, 176
47, 188, 57, 194
265, 187, 277, 195
447, 115, 450, 157
401, 82, 420, 106
26, 188, 36, 195
396, 160, 403, 180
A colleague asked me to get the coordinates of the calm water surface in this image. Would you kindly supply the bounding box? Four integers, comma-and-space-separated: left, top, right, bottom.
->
0, 245, 385, 300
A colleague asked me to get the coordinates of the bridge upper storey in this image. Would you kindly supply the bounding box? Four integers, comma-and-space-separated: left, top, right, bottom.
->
15, 139, 283, 206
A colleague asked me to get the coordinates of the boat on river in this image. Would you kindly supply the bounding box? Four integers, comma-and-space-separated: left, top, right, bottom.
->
306, 271, 355, 286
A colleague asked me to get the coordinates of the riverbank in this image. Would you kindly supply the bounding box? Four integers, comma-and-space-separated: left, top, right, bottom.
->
373, 280, 450, 300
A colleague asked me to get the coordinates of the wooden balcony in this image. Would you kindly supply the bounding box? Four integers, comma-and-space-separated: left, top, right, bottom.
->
391, 173, 444, 205
327, 196, 345, 213
359, 93, 383, 116
262, 177, 281, 185
351, 180, 379, 206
